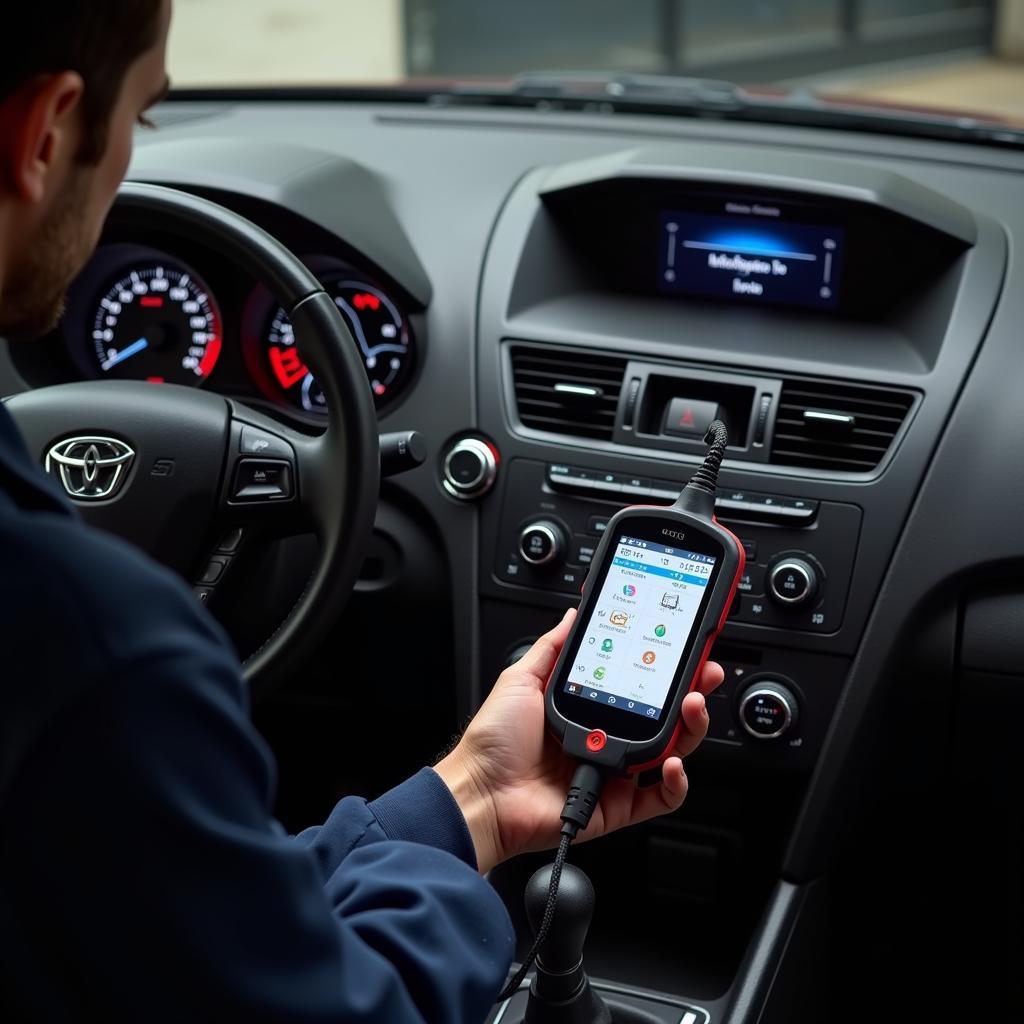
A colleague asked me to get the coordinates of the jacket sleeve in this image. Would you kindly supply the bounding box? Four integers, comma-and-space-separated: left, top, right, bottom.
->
293, 767, 481, 875
0, 650, 514, 1023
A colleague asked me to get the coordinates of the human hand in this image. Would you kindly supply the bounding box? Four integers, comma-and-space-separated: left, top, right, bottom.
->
434, 608, 724, 874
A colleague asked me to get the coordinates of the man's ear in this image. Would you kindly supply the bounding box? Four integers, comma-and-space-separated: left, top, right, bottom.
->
0, 71, 85, 204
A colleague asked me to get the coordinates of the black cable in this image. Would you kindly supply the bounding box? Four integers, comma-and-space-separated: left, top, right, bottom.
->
497, 763, 605, 1002
497, 832, 572, 1001
674, 419, 729, 520
686, 419, 728, 494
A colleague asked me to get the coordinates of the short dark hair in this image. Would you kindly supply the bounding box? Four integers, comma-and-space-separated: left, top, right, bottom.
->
0, 2, 162, 164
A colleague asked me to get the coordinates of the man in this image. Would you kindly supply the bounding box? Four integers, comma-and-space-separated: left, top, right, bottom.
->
0, 3, 723, 1020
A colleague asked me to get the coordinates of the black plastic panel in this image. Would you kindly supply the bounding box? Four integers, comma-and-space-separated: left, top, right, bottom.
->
961, 588, 1024, 675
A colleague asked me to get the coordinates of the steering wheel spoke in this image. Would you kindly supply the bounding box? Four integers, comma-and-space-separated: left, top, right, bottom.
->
218, 403, 350, 536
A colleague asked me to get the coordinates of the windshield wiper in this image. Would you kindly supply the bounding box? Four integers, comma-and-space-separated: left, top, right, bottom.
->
433, 70, 1024, 150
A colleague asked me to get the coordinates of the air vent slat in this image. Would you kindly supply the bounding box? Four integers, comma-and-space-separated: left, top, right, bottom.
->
511, 345, 627, 442
776, 419, 903, 437
781, 390, 910, 414
771, 378, 915, 473
776, 409, 907, 423
515, 384, 619, 404
516, 369, 623, 388
518, 403, 618, 420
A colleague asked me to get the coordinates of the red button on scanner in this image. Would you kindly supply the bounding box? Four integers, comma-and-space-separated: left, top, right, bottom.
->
585, 729, 607, 752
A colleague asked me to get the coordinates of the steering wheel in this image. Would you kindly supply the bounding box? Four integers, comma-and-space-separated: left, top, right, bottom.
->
5, 183, 380, 696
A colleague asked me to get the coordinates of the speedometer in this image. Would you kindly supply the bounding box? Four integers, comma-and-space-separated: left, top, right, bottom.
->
259, 272, 411, 415
88, 261, 222, 385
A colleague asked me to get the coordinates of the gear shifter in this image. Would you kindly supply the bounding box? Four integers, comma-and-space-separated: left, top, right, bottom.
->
523, 862, 611, 1024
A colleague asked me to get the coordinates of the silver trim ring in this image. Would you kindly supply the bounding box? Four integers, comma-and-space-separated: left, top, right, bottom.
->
45, 436, 136, 501
519, 522, 561, 566
739, 686, 794, 740
768, 560, 813, 605
443, 438, 497, 499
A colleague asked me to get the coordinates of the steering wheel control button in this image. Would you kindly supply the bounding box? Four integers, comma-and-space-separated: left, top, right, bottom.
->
199, 557, 229, 586
239, 426, 293, 460
738, 681, 799, 740
662, 397, 721, 439
443, 438, 497, 499
767, 557, 818, 606
216, 527, 245, 554
518, 520, 566, 567
231, 459, 294, 503
585, 729, 608, 753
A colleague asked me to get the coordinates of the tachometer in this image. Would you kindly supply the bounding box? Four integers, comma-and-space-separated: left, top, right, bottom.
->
260, 273, 411, 415
89, 261, 222, 385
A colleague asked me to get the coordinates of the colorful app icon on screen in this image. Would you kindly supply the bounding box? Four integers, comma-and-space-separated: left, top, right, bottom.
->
622, 584, 637, 597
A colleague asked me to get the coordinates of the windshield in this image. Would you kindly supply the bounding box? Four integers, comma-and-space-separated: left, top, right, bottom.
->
169, 1, 1024, 129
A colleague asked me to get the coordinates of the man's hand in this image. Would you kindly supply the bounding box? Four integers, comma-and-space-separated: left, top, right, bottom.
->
435, 608, 724, 874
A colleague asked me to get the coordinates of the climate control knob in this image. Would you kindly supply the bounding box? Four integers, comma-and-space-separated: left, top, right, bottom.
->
767, 556, 818, 607
738, 680, 799, 740
518, 519, 567, 567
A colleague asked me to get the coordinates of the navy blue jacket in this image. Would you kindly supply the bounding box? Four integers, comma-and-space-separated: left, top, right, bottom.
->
0, 400, 513, 1021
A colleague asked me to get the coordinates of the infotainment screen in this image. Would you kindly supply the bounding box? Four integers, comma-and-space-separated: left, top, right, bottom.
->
658, 202, 844, 310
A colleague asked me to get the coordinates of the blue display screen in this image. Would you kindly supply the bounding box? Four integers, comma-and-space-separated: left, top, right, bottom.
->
564, 536, 715, 721
658, 209, 844, 310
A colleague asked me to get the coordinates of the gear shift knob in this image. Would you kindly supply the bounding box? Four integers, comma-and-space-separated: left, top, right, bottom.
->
525, 862, 595, 974
523, 862, 611, 1024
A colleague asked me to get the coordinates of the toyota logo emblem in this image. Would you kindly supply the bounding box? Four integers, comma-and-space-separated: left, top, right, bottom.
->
45, 436, 136, 501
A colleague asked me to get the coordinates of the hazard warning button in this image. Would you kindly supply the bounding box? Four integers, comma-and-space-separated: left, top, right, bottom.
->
662, 398, 721, 439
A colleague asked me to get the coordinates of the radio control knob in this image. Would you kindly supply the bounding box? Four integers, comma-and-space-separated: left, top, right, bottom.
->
442, 438, 497, 499
738, 680, 799, 740
767, 556, 818, 607
518, 519, 567, 567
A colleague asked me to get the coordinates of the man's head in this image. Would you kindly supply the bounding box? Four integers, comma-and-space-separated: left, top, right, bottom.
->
0, 1, 171, 341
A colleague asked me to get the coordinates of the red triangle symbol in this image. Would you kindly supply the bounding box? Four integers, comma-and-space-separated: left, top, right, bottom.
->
680, 408, 695, 427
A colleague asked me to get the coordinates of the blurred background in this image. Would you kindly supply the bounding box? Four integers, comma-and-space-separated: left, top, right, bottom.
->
169, 0, 1024, 123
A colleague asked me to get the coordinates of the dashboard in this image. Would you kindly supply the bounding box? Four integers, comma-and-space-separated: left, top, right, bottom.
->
2, 97, 1022, 1022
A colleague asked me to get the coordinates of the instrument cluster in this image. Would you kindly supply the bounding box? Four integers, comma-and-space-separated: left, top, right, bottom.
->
59, 243, 417, 421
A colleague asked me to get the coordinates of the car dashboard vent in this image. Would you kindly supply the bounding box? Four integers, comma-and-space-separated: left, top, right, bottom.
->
771, 378, 916, 473
510, 346, 627, 441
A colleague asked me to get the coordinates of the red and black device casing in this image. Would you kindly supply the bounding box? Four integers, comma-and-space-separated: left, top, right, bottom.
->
544, 502, 745, 775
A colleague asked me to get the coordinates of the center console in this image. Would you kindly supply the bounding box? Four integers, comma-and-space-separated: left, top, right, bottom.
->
487, 454, 859, 765
457, 143, 1005, 1018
